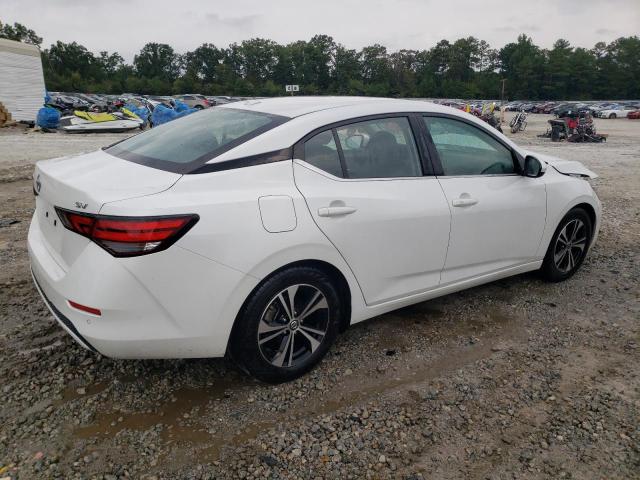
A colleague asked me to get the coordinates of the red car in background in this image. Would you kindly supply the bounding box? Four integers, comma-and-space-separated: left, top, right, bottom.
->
627, 110, 640, 119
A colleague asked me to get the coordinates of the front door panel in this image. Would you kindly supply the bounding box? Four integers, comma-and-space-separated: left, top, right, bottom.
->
438, 175, 546, 284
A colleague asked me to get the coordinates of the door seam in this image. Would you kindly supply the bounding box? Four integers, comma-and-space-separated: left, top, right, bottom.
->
290, 161, 369, 306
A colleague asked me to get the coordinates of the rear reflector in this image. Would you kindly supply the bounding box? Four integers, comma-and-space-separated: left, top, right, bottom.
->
55, 208, 199, 257
68, 300, 101, 316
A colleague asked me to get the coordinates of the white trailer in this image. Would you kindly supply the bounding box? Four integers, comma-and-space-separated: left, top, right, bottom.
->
0, 38, 46, 123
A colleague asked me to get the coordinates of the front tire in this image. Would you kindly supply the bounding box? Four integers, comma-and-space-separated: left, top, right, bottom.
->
541, 208, 592, 282
230, 267, 342, 383
609, 113, 616, 119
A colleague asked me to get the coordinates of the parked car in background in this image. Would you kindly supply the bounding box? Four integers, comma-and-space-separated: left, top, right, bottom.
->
74, 93, 108, 111
531, 103, 549, 113
49, 94, 84, 113
175, 94, 210, 109
60, 93, 91, 110
596, 105, 635, 118
556, 104, 591, 118
146, 96, 174, 108
29, 97, 601, 382
627, 110, 640, 119
209, 96, 239, 105
588, 103, 614, 114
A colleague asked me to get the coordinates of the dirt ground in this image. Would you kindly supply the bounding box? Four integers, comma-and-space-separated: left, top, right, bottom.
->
0, 113, 638, 480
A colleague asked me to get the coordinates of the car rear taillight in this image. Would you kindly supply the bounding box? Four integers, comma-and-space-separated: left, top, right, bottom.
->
55, 208, 199, 257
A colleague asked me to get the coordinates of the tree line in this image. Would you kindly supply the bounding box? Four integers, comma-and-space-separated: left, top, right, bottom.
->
1, 20, 639, 100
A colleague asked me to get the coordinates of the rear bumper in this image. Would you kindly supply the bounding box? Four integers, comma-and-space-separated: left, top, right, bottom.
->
28, 214, 257, 359
31, 268, 98, 353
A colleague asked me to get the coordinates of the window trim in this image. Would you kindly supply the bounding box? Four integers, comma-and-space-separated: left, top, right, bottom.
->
421, 113, 524, 177
293, 112, 435, 179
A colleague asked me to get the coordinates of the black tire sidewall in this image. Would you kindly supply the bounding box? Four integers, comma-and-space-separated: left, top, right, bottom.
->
542, 208, 592, 282
230, 267, 342, 383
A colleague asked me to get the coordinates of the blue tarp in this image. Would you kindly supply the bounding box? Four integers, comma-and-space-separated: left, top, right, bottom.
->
36, 107, 60, 129
124, 103, 150, 123
174, 100, 190, 112
151, 104, 177, 126
151, 103, 197, 126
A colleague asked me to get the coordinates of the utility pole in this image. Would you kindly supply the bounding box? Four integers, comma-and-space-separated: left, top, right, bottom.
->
500, 78, 506, 124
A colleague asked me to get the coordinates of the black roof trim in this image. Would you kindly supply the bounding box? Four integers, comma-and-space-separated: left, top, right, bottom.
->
190, 148, 293, 174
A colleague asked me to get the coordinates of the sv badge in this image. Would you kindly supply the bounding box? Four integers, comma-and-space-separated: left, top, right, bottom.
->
75, 201, 88, 209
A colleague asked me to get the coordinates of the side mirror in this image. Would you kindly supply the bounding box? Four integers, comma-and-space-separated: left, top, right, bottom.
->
524, 155, 546, 178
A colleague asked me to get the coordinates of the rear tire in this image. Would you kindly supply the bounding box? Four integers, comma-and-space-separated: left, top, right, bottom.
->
541, 208, 592, 282
230, 266, 342, 383
609, 113, 616, 119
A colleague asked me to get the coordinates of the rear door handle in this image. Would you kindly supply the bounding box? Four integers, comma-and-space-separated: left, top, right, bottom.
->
318, 206, 357, 217
451, 198, 478, 207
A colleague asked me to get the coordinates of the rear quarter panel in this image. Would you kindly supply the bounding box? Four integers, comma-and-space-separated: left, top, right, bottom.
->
99, 161, 366, 352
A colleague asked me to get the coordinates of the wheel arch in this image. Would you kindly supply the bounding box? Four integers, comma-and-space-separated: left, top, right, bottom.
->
538, 197, 600, 259
227, 259, 354, 355
573, 202, 597, 237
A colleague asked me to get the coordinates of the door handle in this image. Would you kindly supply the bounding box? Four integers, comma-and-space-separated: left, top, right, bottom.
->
451, 198, 478, 207
318, 206, 357, 217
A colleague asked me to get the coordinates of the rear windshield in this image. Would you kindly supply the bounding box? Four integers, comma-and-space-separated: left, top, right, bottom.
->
106, 107, 288, 173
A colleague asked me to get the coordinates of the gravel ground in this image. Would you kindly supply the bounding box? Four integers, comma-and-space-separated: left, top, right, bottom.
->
0, 114, 638, 479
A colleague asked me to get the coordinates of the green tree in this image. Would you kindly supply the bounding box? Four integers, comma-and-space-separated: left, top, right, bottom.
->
134, 43, 180, 82
543, 39, 573, 99
332, 45, 361, 94
499, 34, 545, 99
183, 43, 224, 84
10, 19, 640, 100
0, 21, 42, 46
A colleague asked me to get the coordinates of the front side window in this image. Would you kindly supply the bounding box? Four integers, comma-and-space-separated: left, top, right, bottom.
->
335, 117, 422, 178
423, 116, 516, 176
106, 108, 287, 173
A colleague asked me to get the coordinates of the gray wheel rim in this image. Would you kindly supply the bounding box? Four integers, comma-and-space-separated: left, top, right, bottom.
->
257, 284, 329, 368
554, 219, 587, 273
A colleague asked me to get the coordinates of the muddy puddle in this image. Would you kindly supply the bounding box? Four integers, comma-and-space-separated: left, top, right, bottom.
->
69, 304, 528, 463
69, 369, 257, 460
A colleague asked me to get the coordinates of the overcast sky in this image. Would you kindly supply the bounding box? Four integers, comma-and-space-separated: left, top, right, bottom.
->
2, 0, 639, 61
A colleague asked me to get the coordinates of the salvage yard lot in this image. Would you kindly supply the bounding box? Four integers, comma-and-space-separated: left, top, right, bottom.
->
0, 112, 638, 479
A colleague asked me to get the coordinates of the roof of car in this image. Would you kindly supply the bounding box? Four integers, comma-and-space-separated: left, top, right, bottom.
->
220, 96, 452, 118
207, 96, 518, 165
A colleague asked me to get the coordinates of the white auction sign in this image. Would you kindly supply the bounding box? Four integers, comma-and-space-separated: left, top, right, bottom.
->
285, 84, 300, 92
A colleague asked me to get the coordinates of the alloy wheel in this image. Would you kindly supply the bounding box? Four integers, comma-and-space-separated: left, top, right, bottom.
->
553, 219, 587, 273
257, 284, 330, 368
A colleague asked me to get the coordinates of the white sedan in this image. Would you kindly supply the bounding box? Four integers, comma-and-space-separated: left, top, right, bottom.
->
29, 97, 601, 382
596, 106, 635, 118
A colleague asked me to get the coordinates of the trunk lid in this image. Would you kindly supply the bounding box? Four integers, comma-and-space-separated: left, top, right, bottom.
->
33, 149, 181, 267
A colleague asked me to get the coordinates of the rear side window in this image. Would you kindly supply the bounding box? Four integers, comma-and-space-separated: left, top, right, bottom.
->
336, 117, 421, 178
423, 116, 515, 176
106, 108, 288, 173
302, 117, 422, 179
304, 130, 342, 177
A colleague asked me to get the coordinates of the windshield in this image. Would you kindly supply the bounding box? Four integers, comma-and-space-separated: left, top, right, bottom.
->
106, 107, 288, 173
